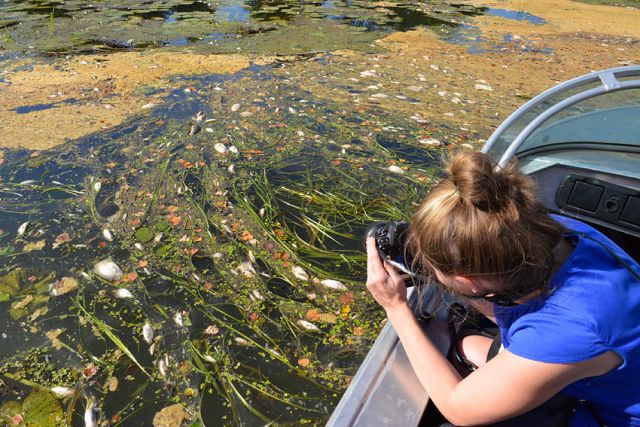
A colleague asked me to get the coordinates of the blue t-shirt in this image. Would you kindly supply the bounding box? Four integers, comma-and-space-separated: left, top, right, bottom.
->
494, 215, 640, 427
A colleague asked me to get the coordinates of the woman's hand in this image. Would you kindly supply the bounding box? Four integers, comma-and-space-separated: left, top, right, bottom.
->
366, 237, 408, 312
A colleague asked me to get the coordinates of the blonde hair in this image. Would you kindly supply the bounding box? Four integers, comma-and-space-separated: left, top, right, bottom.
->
408, 151, 564, 296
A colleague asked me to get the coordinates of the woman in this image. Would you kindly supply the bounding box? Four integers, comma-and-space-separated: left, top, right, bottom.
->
365, 151, 640, 426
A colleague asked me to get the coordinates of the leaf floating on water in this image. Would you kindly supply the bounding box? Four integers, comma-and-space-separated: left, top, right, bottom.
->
107, 377, 119, 392
11, 295, 33, 310
93, 259, 123, 281
297, 357, 310, 367
204, 325, 219, 336
82, 363, 98, 379
21, 390, 63, 426
152, 403, 188, 427
23, 240, 45, 252
338, 291, 355, 306
320, 279, 348, 291
135, 227, 154, 243
122, 272, 138, 283
49, 277, 79, 297
45, 329, 64, 350
54, 233, 71, 245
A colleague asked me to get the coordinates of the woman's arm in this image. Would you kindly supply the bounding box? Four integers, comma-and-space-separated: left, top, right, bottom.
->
366, 238, 620, 426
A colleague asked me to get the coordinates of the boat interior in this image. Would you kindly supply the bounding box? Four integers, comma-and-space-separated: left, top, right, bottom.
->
327, 66, 640, 427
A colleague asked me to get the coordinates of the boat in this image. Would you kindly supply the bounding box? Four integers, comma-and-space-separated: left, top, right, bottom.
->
326, 65, 640, 427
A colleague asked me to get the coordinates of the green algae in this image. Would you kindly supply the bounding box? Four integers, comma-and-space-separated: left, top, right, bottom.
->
0, 0, 486, 55
0, 61, 446, 424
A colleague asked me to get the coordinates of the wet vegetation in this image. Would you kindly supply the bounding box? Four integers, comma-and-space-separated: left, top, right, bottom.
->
0, 0, 493, 54
0, 63, 445, 425
0, 0, 569, 424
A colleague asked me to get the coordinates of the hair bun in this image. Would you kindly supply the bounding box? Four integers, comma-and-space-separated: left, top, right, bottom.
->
449, 151, 515, 212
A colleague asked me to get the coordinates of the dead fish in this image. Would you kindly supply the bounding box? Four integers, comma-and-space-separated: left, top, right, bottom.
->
296, 320, 320, 332
320, 279, 348, 291
174, 311, 183, 327
158, 358, 168, 378
250, 289, 264, 302
102, 229, 113, 241
231, 103, 241, 112
214, 143, 228, 154
93, 259, 123, 281
142, 322, 154, 344
84, 395, 97, 427
388, 165, 405, 174
17, 221, 29, 236
291, 266, 309, 281
189, 113, 205, 136
234, 337, 250, 346
114, 288, 134, 299
237, 262, 256, 277
51, 386, 75, 398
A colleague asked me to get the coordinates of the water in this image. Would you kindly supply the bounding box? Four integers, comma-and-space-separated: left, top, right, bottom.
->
0, 0, 544, 424
0, 0, 544, 54
0, 61, 440, 424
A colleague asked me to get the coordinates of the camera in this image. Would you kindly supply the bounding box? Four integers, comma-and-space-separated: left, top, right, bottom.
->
365, 221, 418, 286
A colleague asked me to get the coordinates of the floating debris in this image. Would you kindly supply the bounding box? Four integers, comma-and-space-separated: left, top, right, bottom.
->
475, 83, 493, 91
174, 311, 183, 327
49, 277, 79, 297
296, 320, 320, 332
142, 322, 154, 344
388, 165, 405, 174
213, 143, 228, 154
237, 262, 256, 277
93, 259, 123, 281
114, 288, 134, 299
320, 279, 348, 291
84, 395, 97, 427
51, 386, 75, 398
102, 229, 113, 241
17, 221, 29, 236
291, 266, 309, 281
231, 103, 241, 112
419, 138, 442, 147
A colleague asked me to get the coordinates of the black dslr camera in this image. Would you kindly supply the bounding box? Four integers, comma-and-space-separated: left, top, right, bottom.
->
365, 221, 419, 286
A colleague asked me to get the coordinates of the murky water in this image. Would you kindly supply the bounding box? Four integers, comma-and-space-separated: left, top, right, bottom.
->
0, 59, 442, 424
0, 1, 548, 425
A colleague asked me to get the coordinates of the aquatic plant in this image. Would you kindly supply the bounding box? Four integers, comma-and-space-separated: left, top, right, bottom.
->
0, 64, 442, 425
